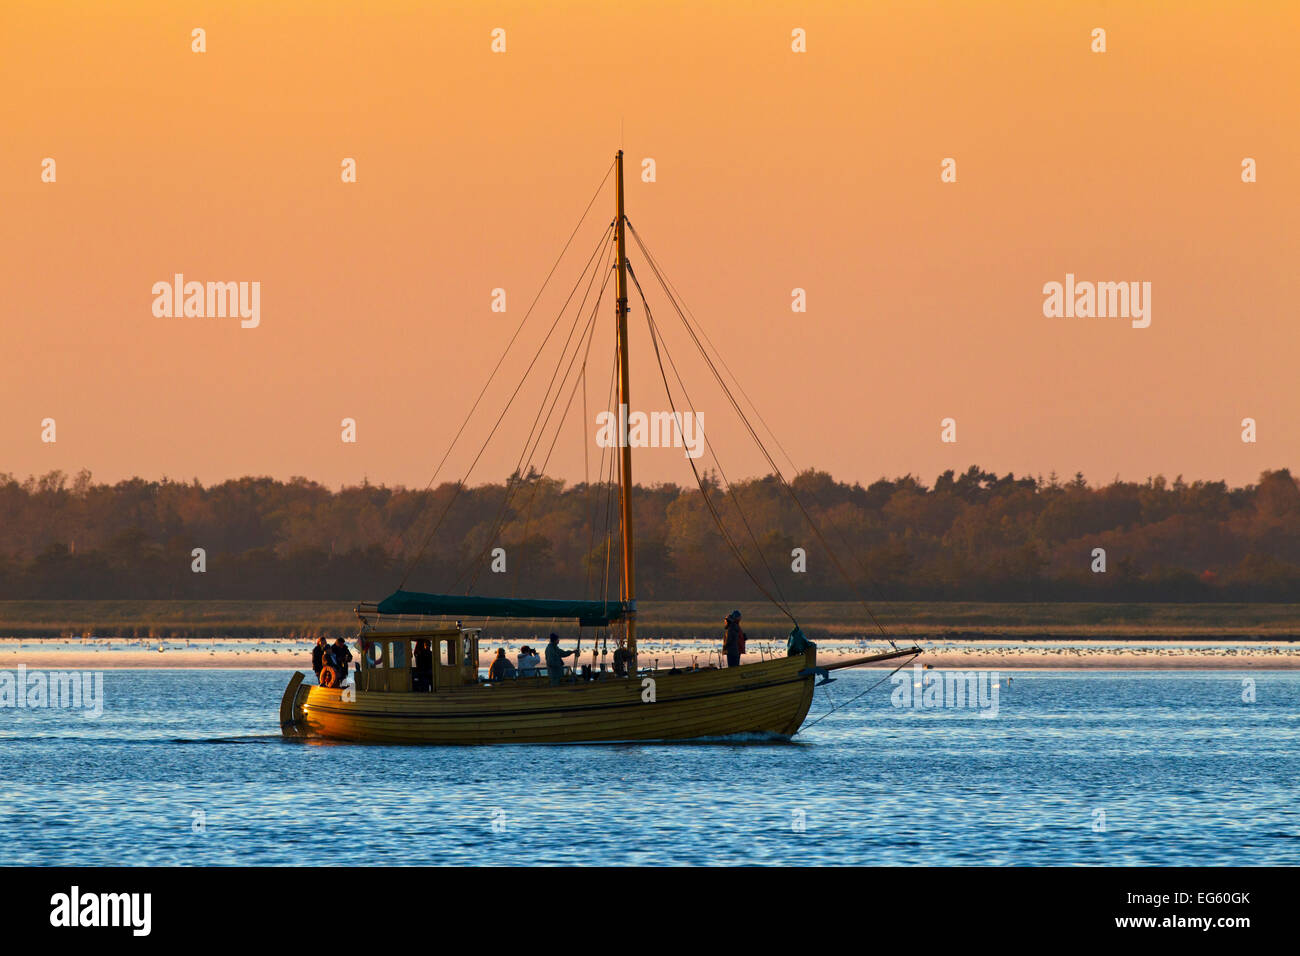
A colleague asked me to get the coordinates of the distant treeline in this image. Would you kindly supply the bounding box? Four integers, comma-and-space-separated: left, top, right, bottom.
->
1, 466, 1298, 603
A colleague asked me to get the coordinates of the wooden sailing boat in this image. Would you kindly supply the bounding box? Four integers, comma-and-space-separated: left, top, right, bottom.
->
279, 151, 919, 744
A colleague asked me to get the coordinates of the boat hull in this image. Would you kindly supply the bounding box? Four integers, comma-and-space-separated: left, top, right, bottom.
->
282, 650, 817, 744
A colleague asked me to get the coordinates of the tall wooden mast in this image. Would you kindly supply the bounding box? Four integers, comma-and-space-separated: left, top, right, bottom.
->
614, 149, 637, 665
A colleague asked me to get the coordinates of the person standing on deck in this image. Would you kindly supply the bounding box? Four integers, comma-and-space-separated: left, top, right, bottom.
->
612, 638, 631, 677
311, 636, 328, 682
544, 633, 576, 686
722, 610, 746, 668
413, 639, 433, 691
329, 636, 354, 685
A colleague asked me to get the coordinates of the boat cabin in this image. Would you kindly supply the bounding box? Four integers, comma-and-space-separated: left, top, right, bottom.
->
356, 626, 481, 693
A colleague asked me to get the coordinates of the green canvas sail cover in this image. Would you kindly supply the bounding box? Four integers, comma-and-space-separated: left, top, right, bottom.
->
376, 589, 628, 627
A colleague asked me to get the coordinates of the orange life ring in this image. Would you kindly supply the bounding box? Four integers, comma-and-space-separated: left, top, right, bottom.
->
320, 665, 340, 688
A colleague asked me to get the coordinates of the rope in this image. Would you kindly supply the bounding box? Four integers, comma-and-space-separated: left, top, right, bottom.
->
392, 158, 615, 569
797, 654, 918, 734
584, 341, 619, 602
628, 262, 796, 622
580, 341, 589, 491
633, 263, 798, 627
630, 229, 800, 475
398, 219, 613, 590
628, 220, 894, 642
600, 394, 619, 606
459, 240, 614, 593
501, 264, 613, 595
511, 243, 614, 493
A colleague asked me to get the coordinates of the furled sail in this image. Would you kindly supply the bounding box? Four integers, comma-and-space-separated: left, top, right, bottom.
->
376, 589, 628, 627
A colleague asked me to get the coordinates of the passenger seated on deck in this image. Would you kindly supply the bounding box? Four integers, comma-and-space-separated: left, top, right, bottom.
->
516, 645, 540, 677
412, 639, 433, 692
612, 640, 631, 678
488, 648, 517, 682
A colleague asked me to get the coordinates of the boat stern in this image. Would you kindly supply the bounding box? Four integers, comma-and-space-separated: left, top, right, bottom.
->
279, 671, 312, 737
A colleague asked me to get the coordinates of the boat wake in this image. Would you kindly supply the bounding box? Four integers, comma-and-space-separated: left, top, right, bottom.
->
0, 734, 288, 745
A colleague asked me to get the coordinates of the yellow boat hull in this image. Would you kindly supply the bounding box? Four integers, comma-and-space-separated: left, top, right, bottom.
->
281, 650, 818, 744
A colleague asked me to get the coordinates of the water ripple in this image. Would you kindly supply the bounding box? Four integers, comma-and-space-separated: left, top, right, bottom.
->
1, 669, 1297, 865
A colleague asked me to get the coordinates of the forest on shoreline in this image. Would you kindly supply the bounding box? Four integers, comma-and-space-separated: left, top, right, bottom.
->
1, 466, 1297, 603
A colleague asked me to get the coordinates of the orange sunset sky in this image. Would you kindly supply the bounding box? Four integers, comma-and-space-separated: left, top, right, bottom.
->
2, 1, 1296, 492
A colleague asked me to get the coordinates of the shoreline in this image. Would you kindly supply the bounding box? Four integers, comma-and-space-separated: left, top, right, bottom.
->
3, 601, 1300, 645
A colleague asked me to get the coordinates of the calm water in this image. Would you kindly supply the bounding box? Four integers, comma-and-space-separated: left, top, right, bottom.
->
1, 669, 1296, 865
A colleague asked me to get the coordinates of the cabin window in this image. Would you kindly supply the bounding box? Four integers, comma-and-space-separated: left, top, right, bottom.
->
391, 640, 408, 669
443, 639, 456, 667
